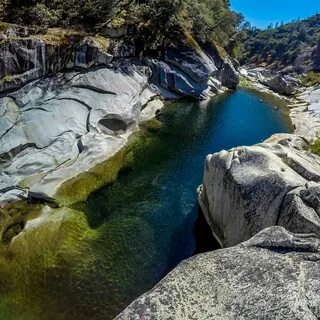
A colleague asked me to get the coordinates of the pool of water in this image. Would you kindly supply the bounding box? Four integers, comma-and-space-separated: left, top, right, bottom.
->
80, 89, 293, 318
0, 89, 293, 320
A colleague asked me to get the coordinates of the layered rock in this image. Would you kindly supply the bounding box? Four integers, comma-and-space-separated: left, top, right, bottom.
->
117, 226, 320, 320
199, 134, 320, 247
0, 25, 135, 92
289, 85, 320, 141
0, 61, 155, 203
0, 24, 239, 208
146, 43, 239, 99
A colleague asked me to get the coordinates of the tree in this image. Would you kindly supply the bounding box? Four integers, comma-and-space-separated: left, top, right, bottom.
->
314, 37, 320, 71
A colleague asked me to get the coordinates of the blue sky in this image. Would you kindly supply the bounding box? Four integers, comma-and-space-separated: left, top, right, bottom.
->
231, 0, 320, 29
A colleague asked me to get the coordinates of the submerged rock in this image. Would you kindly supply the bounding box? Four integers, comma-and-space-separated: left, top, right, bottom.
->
199, 134, 320, 247
117, 226, 320, 320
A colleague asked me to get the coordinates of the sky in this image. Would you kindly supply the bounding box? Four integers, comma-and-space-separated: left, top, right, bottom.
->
231, 0, 320, 29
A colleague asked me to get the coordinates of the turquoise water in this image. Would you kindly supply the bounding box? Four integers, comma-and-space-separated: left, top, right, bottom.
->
79, 89, 292, 318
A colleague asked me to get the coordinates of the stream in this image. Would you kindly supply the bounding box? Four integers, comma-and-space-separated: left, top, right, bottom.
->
79, 88, 293, 318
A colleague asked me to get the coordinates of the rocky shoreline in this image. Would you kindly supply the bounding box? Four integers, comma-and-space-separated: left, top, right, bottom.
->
0, 23, 238, 209
2, 21, 320, 320
117, 72, 320, 317
240, 67, 320, 141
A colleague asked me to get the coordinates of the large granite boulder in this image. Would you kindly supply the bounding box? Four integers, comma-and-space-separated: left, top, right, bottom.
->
199, 134, 320, 248
117, 226, 320, 320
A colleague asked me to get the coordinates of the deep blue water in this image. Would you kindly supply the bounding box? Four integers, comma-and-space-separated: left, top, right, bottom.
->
81, 89, 293, 318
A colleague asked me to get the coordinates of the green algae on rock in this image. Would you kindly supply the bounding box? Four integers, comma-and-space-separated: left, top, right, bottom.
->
55, 118, 163, 206
0, 206, 156, 320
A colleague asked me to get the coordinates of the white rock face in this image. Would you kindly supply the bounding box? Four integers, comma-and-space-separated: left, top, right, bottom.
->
199, 134, 320, 247
0, 62, 154, 202
139, 99, 164, 122
290, 85, 320, 141
117, 227, 320, 320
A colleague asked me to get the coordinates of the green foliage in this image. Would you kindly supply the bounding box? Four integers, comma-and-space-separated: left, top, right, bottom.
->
3, 0, 241, 51
4, 0, 119, 27
1, 75, 12, 82
241, 14, 320, 69
184, 0, 243, 46
311, 138, 320, 156
314, 37, 320, 71
301, 71, 320, 87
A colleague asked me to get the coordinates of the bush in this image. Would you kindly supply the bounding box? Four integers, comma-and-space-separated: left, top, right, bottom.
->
301, 71, 320, 87
4, 0, 118, 28
311, 138, 320, 156
28, 3, 60, 26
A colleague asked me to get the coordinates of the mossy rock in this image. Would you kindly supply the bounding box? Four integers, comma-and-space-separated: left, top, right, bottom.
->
301, 71, 320, 87
55, 119, 163, 206
0, 22, 10, 32
38, 28, 86, 46
0, 206, 156, 320
1, 75, 13, 83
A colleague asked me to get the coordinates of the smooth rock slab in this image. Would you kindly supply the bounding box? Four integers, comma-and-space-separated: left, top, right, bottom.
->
0, 61, 152, 201
117, 227, 320, 320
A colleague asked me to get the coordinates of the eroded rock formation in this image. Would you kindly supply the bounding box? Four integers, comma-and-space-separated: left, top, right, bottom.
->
199, 134, 320, 247
0, 22, 239, 239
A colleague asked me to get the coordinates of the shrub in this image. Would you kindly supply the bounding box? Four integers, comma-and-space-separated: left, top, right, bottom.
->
1, 75, 12, 82
311, 138, 320, 156
301, 71, 320, 87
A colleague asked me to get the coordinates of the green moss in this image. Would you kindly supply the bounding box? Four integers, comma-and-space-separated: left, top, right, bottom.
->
0, 22, 9, 32
91, 35, 109, 50
301, 71, 320, 87
38, 28, 86, 45
311, 138, 320, 156
0, 201, 43, 243
213, 41, 228, 59
183, 30, 202, 51
0, 205, 156, 320
110, 17, 126, 28
1, 75, 12, 83
239, 76, 254, 89
55, 119, 163, 206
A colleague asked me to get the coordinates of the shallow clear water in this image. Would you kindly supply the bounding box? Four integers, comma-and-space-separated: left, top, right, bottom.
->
80, 89, 292, 318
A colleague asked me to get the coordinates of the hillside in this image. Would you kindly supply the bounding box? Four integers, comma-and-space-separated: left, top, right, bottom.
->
1, 0, 242, 55
241, 14, 320, 73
